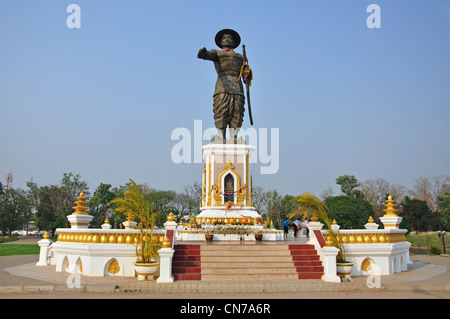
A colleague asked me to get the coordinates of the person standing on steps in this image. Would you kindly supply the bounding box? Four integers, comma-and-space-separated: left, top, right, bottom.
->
283, 218, 289, 240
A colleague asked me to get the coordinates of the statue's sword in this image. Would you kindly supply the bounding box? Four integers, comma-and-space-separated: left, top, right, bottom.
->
242, 44, 254, 125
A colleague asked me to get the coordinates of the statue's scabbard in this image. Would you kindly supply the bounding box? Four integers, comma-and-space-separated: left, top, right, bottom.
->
246, 83, 253, 126
242, 44, 254, 126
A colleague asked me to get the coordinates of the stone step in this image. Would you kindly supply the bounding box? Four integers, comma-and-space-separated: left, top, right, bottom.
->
201, 267, 297, 275
201, 264, 323, 274
199, 244, 311, 250
173, 267, 201, 274
199, 261, 322, 268
173, 249, 201, 256
172, 261, 202, 268
201, 273, 300, 281
200, 250, 292, 257
173, 255, 201, 262
173, 273, 202, 281
201, 256, 294, 263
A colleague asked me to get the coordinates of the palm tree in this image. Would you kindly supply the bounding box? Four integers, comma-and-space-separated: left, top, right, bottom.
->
108, 179, 160, 263
289, 191, 347, 263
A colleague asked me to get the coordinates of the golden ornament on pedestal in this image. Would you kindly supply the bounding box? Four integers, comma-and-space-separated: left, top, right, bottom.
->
72, 192, 89, 215
383, 195, 398, 217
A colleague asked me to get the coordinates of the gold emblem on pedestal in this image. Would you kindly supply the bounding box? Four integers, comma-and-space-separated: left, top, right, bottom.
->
108, 259, 120, 275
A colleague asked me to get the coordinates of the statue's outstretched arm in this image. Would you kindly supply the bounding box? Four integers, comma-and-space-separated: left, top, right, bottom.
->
197, 48, 217, 61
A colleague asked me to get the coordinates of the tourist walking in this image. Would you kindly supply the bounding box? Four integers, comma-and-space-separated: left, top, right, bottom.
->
293, 219, 301, 238
304, 219, 309, 238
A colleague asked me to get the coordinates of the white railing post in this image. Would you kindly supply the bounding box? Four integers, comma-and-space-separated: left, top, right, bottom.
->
36, 232, 53, 266
157, 213, 177, 283
157, 245, 175, 283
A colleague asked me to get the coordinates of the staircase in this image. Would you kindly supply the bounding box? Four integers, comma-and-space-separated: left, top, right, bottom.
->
172, 243, 323, 281
172, 244, 202, 280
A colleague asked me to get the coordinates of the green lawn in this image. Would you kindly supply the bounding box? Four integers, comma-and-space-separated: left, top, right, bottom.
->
0, 244, 40, 256
406, 231, 450, 248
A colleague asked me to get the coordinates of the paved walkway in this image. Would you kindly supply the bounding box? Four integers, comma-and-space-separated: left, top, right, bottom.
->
1, 236, 449, 298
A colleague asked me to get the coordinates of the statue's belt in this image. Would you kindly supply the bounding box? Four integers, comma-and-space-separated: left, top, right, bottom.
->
217, 71, 241, 77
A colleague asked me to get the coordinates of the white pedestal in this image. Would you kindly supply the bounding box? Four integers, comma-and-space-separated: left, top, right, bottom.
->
67, 214, 93, 229
379, 216, 403, 229
156, 248, 175, 283
122, 221, 137, 229
320, 246, 341, 282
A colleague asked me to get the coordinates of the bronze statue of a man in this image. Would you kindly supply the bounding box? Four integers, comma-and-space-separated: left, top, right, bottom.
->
198, 29, 246, 143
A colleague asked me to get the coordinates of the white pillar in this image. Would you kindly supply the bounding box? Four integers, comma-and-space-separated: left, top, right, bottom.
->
156, 247, 175, 283
320, 246, 341, 282
36, 234, 53, 266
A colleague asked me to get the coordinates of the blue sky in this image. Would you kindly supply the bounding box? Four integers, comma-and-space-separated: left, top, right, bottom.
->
1, 0, 449, 197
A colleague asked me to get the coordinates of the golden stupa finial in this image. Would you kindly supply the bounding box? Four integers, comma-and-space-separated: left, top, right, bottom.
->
167, 212, 175, 222
126, 214, 135, 222
104, 218, 110, 224
72, 191, 89, 215
383, 195, 398, 217
332, 219, 337, 225
368, 216, 375, 223
43, 232, 50, 239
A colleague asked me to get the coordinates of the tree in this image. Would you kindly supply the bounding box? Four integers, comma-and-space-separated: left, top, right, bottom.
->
437, 192, 450, 231
320, 187, 334, 200
251, 186, 266, 217
335, 175, 363, 198
324, 196, 375, 229
27, 173, 90, 233
172, 182, 202, 223
0, 188, 31, 236
410, 175, 450, 212
88, 183, 116, 228
400, 197, 441, 233
261, 190, 295, 229
138, 184, 177, 227
59, 173, 90, 217
262, 190, 283, 228
359, 178, 408, 219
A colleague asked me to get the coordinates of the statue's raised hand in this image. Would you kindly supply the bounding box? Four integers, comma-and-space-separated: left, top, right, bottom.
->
197, 47, 207, 59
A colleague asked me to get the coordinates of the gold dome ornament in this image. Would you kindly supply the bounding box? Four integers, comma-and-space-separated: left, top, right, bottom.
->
365, 215, 379, 230
167, 212, 175, 222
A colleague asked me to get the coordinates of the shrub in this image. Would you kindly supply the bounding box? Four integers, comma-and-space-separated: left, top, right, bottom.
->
429, 244, 442, 255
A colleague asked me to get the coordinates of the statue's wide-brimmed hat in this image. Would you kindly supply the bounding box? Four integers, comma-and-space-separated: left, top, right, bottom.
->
215, 29, 241, 49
